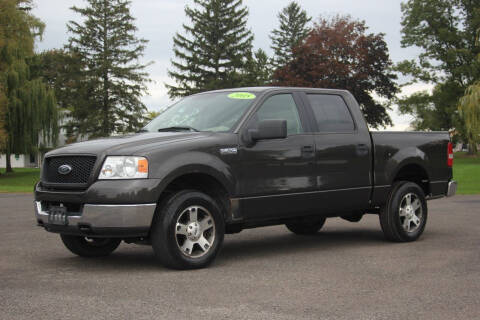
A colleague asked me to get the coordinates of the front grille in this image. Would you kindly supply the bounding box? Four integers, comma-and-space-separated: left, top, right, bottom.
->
44, 156, 97, 184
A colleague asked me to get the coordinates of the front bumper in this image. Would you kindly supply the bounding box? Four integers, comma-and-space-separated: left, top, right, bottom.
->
35, 201, 156, 237
447, 180, 457, 197
35, 179, 163, 204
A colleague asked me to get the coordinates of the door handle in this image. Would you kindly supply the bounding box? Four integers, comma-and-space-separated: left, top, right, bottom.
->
301, 145, 315, 158
356, 144, 369, 156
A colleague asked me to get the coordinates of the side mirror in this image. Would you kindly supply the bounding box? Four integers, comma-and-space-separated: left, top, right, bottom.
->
247, 119, 287, 145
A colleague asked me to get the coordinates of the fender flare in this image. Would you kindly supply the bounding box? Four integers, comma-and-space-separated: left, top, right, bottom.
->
387, 147, 431, 185
150, 151, 236, 198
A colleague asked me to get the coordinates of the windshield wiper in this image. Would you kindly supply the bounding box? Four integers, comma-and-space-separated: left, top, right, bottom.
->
157, 126, 199, 132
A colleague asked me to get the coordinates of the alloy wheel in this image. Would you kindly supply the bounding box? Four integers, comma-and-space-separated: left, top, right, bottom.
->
175, 206, 215, 258
399, 192, 423, 233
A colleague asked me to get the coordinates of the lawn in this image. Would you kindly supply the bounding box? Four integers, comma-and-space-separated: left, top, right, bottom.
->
0, 153, 478, 194
0, 168, 40, 193
453, 152, 480, 195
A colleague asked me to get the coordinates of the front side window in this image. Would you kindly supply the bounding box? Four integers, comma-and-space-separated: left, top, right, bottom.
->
307, 94, 355, 133
143, 92, 257, 132
251, 94, 304, 135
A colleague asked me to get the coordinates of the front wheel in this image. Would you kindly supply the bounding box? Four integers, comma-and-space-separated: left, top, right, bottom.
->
379, 181, 428, 242
150, 190, 225, 269
60, 235, 121, 257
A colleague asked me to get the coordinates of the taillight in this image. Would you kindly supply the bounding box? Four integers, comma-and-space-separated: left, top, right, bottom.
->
447, 142, 453, 167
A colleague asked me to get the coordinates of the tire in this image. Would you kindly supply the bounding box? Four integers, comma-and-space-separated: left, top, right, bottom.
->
379, 181, 428, 242
150, 190, 225, 270
60, 235, 121, 257
285, 217, 326, 235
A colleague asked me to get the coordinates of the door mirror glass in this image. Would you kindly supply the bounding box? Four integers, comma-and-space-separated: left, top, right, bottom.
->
249, 119, 287, 142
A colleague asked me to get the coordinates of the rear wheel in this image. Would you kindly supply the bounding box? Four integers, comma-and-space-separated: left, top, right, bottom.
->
379, 181, 428, 242
60, 235, 121, 257
150, 190, 225, 269
286, 217, 326, 235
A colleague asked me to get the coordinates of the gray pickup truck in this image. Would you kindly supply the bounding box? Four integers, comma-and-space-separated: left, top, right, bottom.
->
34, 87, 457, 269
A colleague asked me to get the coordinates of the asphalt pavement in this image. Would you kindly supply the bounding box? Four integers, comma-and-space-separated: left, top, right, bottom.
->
0, 193, 479, 320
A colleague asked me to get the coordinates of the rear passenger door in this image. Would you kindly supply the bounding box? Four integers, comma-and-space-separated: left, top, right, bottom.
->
301, 92, 372, 214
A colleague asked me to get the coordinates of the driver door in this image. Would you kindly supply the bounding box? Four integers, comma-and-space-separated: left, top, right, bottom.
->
238, 93, 316, 221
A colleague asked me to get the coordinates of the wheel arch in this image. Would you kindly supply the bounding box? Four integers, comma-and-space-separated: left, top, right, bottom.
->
392, 162, 430, 196
153, 166, 234, 224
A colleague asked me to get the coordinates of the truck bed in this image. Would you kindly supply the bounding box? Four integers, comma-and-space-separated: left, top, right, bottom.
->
370, 131, 452, 205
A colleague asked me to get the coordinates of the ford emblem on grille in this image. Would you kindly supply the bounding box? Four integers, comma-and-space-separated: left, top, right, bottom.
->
57, 164, 73, 175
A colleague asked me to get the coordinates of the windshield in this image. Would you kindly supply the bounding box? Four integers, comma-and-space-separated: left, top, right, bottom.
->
143, 91, 257, 133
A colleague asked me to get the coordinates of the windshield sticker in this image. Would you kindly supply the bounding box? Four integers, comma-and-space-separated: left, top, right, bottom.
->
227, 92, 256, 100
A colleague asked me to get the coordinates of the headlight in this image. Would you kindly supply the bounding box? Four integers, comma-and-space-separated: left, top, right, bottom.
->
98, 156, 148, 179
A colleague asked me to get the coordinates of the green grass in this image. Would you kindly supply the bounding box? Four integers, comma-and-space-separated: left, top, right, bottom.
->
0, 153, 478, 194
453, 152, 480, 195
0, 168, 40, 193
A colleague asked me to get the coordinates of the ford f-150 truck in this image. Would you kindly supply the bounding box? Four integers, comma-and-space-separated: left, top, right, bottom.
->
34, 87, 457, 269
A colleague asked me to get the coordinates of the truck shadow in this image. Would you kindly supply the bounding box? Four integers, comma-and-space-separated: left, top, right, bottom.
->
43, 247, 161, 271
42, 227, 389, 271
217, 228, 386, 264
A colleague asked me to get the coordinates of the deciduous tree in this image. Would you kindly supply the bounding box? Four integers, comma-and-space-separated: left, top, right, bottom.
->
458, 82, 480, 154
273, 16, 398, 129
30, 50, 84, 112
399, 0, 480, 85
0, 0, 58, 172
397, 0, 480, 146
397, 81, 464, 132
29, 49, 87, 141
457, 28, 480, 154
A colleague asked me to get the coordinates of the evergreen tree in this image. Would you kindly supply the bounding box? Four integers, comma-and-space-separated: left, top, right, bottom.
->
0, 0, 58, 172
243, 49, 272, 86
270, 1, 311, 69
166, 0, 254, 98
67, 0, 151, 138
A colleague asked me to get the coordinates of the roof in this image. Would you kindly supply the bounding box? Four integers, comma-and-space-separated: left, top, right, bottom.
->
197, 86, 349, 94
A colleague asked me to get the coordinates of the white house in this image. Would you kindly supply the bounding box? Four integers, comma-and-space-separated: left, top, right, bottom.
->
0, 153, 39, 168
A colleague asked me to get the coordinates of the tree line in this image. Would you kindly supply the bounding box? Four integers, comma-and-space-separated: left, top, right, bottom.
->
1, 0, 151, 172
0, 0, 58, 172
397, 0, 480, 154
1, 0, 479, 173
167, 1, 398, 129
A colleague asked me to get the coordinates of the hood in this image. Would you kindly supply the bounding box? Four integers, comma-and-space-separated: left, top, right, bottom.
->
47, 132, 210, 157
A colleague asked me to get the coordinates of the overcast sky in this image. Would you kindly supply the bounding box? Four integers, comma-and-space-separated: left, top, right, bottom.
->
31, 0, 431, 131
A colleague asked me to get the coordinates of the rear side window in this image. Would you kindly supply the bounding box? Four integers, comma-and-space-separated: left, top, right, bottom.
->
307, 94, 355, 132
